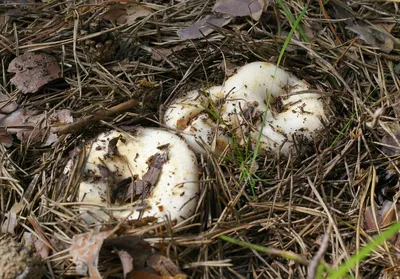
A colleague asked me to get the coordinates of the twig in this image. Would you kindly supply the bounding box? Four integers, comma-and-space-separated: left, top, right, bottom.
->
57, 99, 139, 135
307, 224, 332, 279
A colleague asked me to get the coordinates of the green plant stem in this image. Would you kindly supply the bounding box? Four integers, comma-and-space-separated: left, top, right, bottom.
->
219, 234, 308, 265
328, 221, 400, 279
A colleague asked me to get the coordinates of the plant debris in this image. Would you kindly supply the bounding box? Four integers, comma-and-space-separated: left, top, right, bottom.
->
70, 230, 115, 279
380, 130, 400, 156
177, 14, 232, 40
70, 229, 185, 279
122, 150, 169, 202
102, 3, 153, 24
0, 109, 73, 146
213, 0, 268, 21
7, 52, 61, 94
346, 24, 395, 53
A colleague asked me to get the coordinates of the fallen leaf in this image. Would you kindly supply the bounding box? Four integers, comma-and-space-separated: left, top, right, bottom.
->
346, 24, 394, 53
127, 270, 185, 279
0, 109, 73, 146
213, 0, 268, 21
128, 270, 163, 279
218, 60, 238, 77
1, 212, 17, 234
103, 3, 153, 25
364, 204, 379, 232
117, 250, 134, 279
0, 128, 13, 147
8, 52, 61, 94
151, 45, 186, 62
102, 235, 153, 267
177, 14, 232, 40
0, 93, 18, 113
123, 150, 168, 202
34, 237, 50, 260
70, 230, 115, 279
108, 135, 123, 156
380, 130, 400, 156
376, 23, 396, 33
380, 200, 398, 228
0, 202, 24, 234
23, 233, 50, 260
146, 255, 186, 278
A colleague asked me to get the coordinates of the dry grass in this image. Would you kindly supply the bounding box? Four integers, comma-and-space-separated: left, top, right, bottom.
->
1, 0, 400, 278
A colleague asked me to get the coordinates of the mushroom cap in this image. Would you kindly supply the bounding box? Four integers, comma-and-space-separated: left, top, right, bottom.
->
75, 127, 200, 224
0, 238, 43, 279
164, 62, 327, 156
164, 89, 209, 131
164, 86, 228, 155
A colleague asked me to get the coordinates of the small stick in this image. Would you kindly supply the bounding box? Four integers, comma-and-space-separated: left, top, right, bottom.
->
307, 224, 332, 279
57, 99, 139, 135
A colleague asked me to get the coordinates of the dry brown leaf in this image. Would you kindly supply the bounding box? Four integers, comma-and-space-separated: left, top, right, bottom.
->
1, 202, 24, 234
151, 45, 186, 62
128, 270, 185, 279
376, 23, 396, 33
146, 255, 186, 278
177, 14, 232, 40
0, 109, 73, 146
103, 235, 152, 265
70, 230, 114, 279
103, 3, 153, 25
8, 52, 61, 94
380, 201, 398, 228
128, 270, 163, 279
213, 0, 268, 21
346, 24, 394, 53
23, 233, 50, 260
218, 60, 238, 77
364, 204, 379, 232
0, 93, 18, 113
381, 130, 400, 156
123, 150, 168, 202
1, 212, 17, 234
117, 250, 134, 279
0, 128, 13, 147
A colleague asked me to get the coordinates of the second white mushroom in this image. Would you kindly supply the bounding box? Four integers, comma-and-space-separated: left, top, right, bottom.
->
164, 62, 327, 155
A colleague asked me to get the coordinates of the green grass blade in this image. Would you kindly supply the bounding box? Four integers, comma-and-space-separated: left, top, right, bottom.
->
276, 0, 310, 44
219, 234, 308, 265
248, 3, 309, 171
276, 3, 309, 68
328, 221, 400, 279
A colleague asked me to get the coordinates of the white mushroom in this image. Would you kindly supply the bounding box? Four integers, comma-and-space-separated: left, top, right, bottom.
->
68, 127, 199, 224
164, 86, 229, 155
164, 62, 327, 155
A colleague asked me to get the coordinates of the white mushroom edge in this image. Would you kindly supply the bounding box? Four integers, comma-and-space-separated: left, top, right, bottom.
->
65, 128, 199, 225
164, 62, 327, 155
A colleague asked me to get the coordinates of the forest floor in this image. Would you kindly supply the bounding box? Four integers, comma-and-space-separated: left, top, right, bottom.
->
1, 0, 400, 278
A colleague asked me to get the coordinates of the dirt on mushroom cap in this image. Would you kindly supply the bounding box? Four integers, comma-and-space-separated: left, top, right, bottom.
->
69, 127, 200, 224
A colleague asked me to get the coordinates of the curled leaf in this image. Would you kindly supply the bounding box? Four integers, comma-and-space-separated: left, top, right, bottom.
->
70, 230, 114, 278
117, 250, 133, 279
